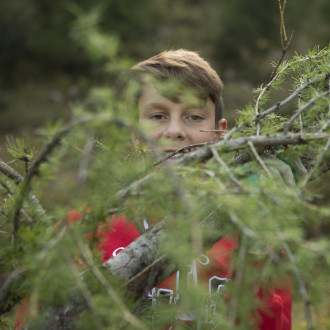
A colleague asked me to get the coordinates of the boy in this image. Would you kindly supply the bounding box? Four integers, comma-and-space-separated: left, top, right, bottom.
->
134, 49, 227, 157
14, 50, 291, 329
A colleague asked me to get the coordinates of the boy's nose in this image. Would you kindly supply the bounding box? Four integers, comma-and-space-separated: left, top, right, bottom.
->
163, 119, 186, 140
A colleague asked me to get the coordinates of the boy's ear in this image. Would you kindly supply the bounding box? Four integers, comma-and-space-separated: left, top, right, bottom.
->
215, 119, 227, 140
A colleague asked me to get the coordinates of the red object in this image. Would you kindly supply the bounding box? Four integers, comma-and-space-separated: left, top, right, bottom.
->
14, 212, 291, 329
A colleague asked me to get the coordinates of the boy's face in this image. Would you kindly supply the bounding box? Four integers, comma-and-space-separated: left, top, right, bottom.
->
138, 84, 227, 158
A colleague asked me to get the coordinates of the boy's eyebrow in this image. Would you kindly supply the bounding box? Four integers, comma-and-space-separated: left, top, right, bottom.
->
142, 101, 209, 111
143, 102, 168, 111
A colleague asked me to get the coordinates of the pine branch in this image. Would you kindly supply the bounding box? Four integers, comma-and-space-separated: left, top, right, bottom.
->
0, 159, 45, 217
283, 91, 329, 134
225, 75, 327, 140
177, 133, 328, 165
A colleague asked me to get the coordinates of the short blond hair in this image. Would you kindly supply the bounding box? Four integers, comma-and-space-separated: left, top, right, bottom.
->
133, 49, 224, 122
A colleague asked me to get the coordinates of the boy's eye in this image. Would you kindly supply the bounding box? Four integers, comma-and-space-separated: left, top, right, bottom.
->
187, 115, 203, 121
149, 114, 166, 121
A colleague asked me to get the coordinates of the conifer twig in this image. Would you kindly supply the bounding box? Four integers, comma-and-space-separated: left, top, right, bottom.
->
77, 131, 95, 186
77, 237, 148, 330
225, 76, 324, 140
283, 91, 329, 134
255, 31, 294, 136
276, 229, 313, 330
178, 133, 328, 165
0, 158, 45, 216
247, 141, 273, 178
209, 146, 242, 188
302, 137, 330, 186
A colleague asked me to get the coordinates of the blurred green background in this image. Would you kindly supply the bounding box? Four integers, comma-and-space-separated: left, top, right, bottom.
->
0, 0, 329, 142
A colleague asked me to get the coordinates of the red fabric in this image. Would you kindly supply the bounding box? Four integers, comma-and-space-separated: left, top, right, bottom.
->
14, 212, 291, 330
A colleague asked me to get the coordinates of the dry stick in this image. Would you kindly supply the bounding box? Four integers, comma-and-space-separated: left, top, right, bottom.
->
247, 141, 273, 178
77, 237, 148, 330
276, 230, 313, 330
283, 91, 329, 134
209, 146, 242, 188
302, 137, 330, 186
278, 0, 288, 50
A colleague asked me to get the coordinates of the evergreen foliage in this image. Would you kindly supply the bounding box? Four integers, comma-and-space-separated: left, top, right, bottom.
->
0, 15, 329, 330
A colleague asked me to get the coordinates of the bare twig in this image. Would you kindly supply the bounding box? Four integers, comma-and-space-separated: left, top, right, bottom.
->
247, 141, 273, 178
283, 91, 329, 134
278, 0, 288, 50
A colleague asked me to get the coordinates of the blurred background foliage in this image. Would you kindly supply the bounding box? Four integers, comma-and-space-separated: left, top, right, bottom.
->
1, 0, 329, 136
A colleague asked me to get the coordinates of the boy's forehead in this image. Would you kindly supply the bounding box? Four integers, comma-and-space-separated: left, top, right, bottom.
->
138, 83, 209, 109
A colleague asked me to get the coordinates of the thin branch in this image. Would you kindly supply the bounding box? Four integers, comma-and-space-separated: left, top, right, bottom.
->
10, 119, 84, 248
77, 236, 148, 330
177, 133, 328, 165
255, 31, 294, 137
258, 77, 324, 120
0, 158, 23, 183
247, 141, 273, 178
134, 264, 158, 317
209, 146, 242, 188
0, 267, 27, 314
283, 91, 329, 134
302, 137, 330, 186
0, 182, 35, 225
225, 75, 324, 140
77, 131, 95, 186
229, 236, 247, 326
0, 159, 46, 216
276, 229, 313, 330
229, 211, 256, 240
